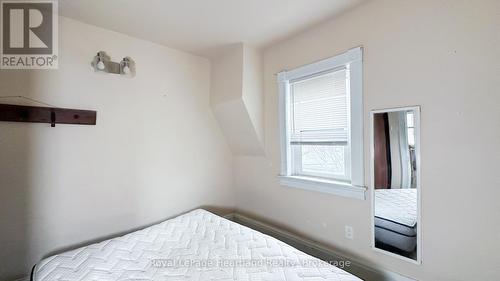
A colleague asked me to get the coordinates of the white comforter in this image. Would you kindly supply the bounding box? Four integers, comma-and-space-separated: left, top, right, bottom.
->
33, 209, 361, 281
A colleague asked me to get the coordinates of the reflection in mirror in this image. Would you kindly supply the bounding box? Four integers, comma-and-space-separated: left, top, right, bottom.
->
372, 108, 419, 261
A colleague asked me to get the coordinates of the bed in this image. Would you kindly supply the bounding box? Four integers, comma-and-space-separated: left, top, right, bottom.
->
32, 209, 361, 281
374, 189, 417, 253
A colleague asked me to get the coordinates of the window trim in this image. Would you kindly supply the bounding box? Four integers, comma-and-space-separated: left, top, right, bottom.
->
277, 47, 365, 200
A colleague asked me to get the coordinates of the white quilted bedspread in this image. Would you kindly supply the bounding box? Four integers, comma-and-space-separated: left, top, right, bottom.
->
34, 209, 361, 281
375, 189, 417, 227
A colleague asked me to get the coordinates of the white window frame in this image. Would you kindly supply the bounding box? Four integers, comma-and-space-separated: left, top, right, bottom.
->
277, 47, 365, 200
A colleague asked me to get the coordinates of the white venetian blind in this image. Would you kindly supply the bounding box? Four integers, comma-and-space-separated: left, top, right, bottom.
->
290, 68, 348, 144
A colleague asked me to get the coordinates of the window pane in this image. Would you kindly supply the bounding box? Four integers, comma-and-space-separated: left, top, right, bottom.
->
406, 112, 414, 128
288, 68, 351, 182
290, 69, 348, 143
407, 128, 415, 146
299, 145, 346, 178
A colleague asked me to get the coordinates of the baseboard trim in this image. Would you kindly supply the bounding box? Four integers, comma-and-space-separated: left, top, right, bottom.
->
224, 212, 415, 281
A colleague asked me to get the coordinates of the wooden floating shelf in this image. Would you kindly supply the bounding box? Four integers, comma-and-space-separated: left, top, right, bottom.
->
0, 103, 97, 127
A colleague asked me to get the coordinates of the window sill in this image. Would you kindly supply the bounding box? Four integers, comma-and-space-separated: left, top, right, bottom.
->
278, 176, 366, 200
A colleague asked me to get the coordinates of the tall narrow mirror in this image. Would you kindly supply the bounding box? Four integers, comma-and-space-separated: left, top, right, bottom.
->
371, 106, 421, 262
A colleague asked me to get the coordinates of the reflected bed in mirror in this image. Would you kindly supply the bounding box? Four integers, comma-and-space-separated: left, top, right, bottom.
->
371, 106, 421, 263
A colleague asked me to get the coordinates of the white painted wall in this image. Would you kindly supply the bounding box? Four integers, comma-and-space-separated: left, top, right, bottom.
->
210, 43, 264, 155
0, 17, 234, 280
210, 44, 244, 105
242, 46, 264, 144
235, 0, 500, 280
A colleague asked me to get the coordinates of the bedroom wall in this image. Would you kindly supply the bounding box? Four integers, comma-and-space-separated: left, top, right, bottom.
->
0, 17, 234, 280
235, 0, 500, 280
210, 43, 264, 155
241, 45, 264, 146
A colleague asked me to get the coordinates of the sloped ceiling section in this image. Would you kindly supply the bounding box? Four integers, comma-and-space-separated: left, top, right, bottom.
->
210, 43, 264, 155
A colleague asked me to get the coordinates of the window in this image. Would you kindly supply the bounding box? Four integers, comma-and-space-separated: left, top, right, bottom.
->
406, 111, 415, 147
290, 68, 350, 181
277, 47, 365, 199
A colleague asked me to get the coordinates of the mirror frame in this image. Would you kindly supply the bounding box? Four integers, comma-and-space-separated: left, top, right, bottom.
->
370, 106, 422, 264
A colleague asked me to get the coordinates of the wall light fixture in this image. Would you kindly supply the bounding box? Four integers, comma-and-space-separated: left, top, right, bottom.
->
91, 51, 135, 77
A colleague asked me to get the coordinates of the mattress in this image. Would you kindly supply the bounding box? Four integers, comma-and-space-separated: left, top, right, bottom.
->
374, 227, 416, 253
33, 209, 361, 281
374, 188, 417, 227
374, 217, 416, 238
374, 189, 417, 253
374, 216, 416, 253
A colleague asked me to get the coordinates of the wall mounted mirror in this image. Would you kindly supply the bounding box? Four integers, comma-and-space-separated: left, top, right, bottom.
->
371, 106, 421, 263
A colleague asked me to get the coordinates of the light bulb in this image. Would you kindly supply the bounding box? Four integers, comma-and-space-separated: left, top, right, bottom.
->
96, 60, 105, 70
122, 65, 130, 74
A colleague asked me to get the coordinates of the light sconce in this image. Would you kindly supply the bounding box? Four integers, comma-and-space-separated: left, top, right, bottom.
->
91, 51, 135, 77
95, 51, 106, 71
121, 57, 131, 75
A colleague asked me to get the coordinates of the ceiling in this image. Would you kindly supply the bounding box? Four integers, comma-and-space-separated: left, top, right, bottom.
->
59, 0, 366, 57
